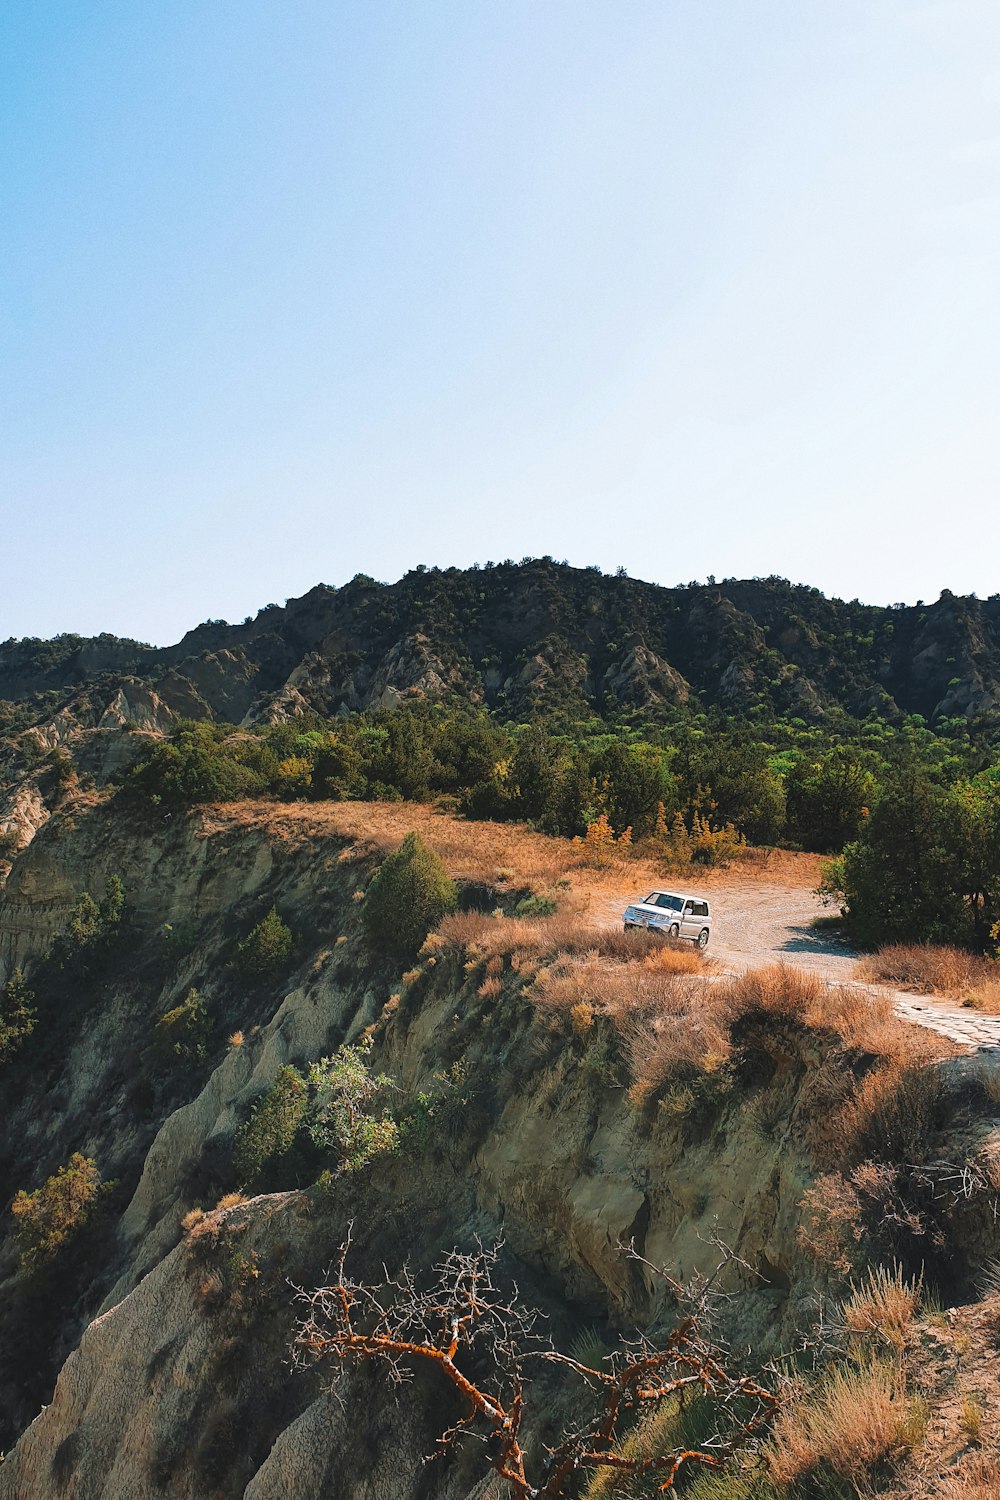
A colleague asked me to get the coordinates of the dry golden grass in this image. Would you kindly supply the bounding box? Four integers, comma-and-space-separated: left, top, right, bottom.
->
768, 1362, 918, 1485
858, 944, 1000, 1012
208, 799, 823, 903
835, 1058, 949, 1164
713, 964, 944, 1063
842, 1264, 922, 1349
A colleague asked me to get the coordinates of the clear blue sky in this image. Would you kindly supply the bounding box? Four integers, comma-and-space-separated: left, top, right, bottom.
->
3, 1, 999, 645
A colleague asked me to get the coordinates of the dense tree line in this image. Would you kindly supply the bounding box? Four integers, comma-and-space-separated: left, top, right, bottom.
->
120, 703, 993, 859
115, 702, 1000, 946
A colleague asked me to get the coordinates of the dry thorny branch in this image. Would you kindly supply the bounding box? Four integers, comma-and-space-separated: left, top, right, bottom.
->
291, 1226, 779, 1498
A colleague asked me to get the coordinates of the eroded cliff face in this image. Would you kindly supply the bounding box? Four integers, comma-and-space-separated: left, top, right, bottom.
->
0, 796, 977, 1498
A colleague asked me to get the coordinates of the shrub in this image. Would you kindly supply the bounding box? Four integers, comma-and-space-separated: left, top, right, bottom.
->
837, 1061, 948, 1165
234, 1066, 308, 1184
513, 893, 558, 917
236, 907, 292, 975
49, 875, 127, 974
152, 987, 209, 1064
573, 814, 632, 867
361, 832, 457, 956
0, 967, 36, 1061
306, 1040, 398, 1173
11, 1153, 101, 1266
858, 943, 1000, 1009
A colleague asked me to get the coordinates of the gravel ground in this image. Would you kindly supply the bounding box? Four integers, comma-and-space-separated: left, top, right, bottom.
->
607, 877, 1000, 1054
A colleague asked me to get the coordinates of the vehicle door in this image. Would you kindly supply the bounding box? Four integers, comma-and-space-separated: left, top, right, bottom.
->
680, 900, 698, 938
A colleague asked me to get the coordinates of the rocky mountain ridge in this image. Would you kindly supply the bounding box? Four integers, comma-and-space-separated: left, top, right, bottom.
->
4, 563, 1000, 731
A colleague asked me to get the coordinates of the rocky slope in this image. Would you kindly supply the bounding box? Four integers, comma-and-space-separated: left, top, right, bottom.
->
0, 794, 998, 1497
3, 564, 1000, 732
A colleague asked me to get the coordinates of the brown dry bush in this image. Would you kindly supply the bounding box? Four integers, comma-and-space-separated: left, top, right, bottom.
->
622, 988, 732, 1105
797, 1174, 864, 1278
858, 943, 1000, 998
768, 1361, 918, 1485
835, 1060, 949, 1165
842, 1263, 922, 1349
859, 943, 1000, 1013
718, 963, 945, 1063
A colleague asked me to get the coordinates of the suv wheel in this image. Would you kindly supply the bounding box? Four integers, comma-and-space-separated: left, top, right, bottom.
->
668, 923, 680, 939
697, 928, 709, 949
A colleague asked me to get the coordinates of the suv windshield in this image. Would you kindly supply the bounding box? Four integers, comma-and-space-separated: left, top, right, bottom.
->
644, 892, 682, 912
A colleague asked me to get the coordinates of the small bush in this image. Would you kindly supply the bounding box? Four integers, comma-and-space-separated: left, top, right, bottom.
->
842, 1263, 922, 1349
152, 987, 209, 1065
307, 1041, 398, 1173
0, 967, 36, 1061
234, 1065, 308, 1184
236, 907, 292, 975
361, 832, 457, 956
11, 1152, 102, 1266
513, 893, 558, 917
837, 1061, 949, 1165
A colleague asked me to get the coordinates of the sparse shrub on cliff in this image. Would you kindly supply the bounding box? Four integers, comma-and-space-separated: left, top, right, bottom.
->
236, 907, 292, 975
234, 1066, 309, 1185
11, 1152, 102, 1267
48, 874, 127, 975
45, 746, 76, 804
0, 967, 35, 1061
306, 1040, 398, 1173
152, 987, 209, 1064
361, 832, 457, 956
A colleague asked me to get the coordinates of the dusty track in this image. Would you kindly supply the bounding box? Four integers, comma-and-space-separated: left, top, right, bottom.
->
606, 876, 1000, 1054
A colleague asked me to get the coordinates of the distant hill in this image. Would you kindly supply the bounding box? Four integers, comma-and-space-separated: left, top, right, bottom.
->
3, 562, 1000, 730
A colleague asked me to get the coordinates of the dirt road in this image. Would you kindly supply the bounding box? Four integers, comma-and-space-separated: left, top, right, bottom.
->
609, 878, 1000, 1054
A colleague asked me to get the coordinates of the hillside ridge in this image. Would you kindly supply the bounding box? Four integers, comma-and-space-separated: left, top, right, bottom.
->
4, 563, 1000, 729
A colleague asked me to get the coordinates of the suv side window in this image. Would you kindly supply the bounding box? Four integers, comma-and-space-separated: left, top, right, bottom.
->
693, 901, 708, 918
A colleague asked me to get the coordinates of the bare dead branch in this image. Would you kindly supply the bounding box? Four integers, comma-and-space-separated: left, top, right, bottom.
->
291, 1233, 779, 1498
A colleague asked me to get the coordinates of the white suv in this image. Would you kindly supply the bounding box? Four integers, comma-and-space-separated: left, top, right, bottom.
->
623, 890, 712, 949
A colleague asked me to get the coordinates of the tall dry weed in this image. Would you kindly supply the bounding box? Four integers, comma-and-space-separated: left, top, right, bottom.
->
842, 1263, 922, 1348
768, 1361, 917, 1485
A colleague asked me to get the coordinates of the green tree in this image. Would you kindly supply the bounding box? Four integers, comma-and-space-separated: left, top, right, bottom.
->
307, 1040, 398, 1173
825, 769, 970, 947
361, 832, 457, 955
786, 747, 877, 853
152, 987, 209, 1064
591, 740, 670, 838
236, 907, 293, 975
0, 967, 36, 1061
11, 1153, 101, 1267
234, 1065, 309, 1184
